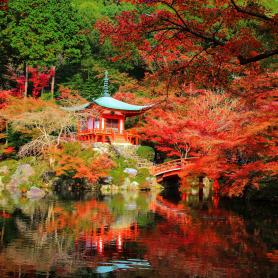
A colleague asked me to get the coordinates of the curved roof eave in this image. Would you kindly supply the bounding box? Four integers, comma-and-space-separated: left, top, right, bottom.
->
61, 102, 91, 112
93, 96, 152, 111
61, 97, 154, 112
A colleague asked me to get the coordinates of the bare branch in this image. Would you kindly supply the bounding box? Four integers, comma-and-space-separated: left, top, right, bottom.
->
230, 0, 273, 21
238, 49, 278, 65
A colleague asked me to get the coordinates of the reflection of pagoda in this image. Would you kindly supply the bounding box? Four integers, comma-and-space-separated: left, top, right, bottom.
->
77, 223, 139, 255
65, 71, 153, 144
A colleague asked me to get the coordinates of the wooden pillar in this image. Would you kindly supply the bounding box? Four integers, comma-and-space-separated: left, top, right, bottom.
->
136, 136, 139, 145
101, 117, 105, 130
119, 117, 124, 134
111, 130, 115, 143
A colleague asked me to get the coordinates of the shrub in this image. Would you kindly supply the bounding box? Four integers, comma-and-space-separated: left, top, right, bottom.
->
109, 157, 135, 186
6, 125, 31, 151
136, 146, 155, 161
0, 159, 18, 184
50, 142, 115, 184
134, 168, 150, 184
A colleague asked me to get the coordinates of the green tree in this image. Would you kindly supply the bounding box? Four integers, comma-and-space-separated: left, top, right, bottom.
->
3, 0, 89, 68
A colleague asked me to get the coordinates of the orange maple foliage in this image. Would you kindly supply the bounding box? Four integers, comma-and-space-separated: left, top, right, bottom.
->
49, 144, 115, 184
140, 85, 277, 196
95, 0, 277, 197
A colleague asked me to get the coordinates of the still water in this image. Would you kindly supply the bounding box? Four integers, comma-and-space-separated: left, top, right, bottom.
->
0, 186, 277, 277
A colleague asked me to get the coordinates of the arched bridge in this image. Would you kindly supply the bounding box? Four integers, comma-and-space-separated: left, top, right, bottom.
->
151, 158, 195, 182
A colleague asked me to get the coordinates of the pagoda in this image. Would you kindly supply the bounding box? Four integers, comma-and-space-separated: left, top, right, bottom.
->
65, 72, 152, 145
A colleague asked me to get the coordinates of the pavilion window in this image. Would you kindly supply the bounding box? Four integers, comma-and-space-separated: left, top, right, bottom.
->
80, 120, 87, 131
94, 118, 100, 129
106, 118, 119, 130
88, 117, 94, 130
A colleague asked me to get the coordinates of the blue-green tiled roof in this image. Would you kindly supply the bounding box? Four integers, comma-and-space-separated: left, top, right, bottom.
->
62, 96, 151, 112
94, 96, 150, 111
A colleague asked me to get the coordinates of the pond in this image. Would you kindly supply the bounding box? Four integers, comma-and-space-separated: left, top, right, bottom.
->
0, 185, 277, 277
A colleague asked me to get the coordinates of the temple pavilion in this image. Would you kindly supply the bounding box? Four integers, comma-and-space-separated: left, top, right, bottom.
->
65, 72, 152, 145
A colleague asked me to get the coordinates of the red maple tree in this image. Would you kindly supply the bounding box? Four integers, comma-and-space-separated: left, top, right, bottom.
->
96, 1, 277, 196
97, 0, 277, 89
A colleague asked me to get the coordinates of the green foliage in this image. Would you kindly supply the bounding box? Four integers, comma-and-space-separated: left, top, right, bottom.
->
109, 154, 151, 187
61, 142, 96, 161
72, 0, 134, 22
136, 212, 155, 227
40, 92, 53, 101
108, 193, 125, 215
0, 157, 50, 188
61, 57, 136, 100
2, 0, 89, 67
57, 0, 145, 97
133, 168, 150, 185
0, 0, 144, 93
135, 194, 149, 211
0, 159, 19, 184
136, 146, 155, 161
6, 125, 31, 151
109, 156, 133, 185
27, 158, 50, 188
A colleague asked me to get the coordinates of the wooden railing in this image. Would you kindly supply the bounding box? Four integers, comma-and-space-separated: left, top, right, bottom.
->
152, 159, 182, 176
150, 196, 190, 224
77, 128, 139, 145
152, 157, 198, 176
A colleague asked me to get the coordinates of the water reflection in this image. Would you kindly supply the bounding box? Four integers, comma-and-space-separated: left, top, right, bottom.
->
0, 188, 277, 277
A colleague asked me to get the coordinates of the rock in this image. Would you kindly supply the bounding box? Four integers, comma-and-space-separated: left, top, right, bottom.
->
92, 143, 111, 155
0, 166, 9, 175
8, 164, 34, 191
123, 168, 138, 176
146, 176, 157, 185
130, 181, 139, 189
145, 177, 152, 183
26, 186, 46, 200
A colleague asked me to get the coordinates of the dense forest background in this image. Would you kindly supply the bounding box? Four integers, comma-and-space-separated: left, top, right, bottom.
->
0, 0, 150, 99
0, 0, 277, 97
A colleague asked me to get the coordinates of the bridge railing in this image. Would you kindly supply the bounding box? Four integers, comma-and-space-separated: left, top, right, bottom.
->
151, 159, 183, 175
151, 157, 198, 176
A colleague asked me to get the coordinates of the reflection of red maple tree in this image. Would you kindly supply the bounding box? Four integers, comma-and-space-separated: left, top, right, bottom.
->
146, 195, 277, 277
45, 199, 114, 234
